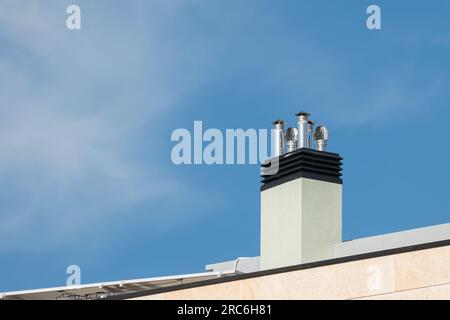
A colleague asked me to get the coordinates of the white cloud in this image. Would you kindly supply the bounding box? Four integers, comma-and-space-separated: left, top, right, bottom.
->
0, 1, 211, 252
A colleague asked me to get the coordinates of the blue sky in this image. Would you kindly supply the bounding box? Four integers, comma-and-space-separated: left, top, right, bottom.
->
1, 0, 450, 291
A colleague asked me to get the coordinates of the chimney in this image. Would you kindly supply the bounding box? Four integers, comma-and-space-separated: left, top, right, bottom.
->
260, 113, 342, 270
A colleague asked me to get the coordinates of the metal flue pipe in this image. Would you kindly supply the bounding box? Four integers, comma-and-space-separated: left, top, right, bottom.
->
272, 120, 286, 157
295, 112, 310, 149
306, 120, 315, 149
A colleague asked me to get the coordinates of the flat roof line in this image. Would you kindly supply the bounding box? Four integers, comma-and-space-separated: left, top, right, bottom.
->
105, 238, 450, 300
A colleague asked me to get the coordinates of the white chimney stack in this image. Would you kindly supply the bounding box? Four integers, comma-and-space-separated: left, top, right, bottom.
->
260, 112, 342, 270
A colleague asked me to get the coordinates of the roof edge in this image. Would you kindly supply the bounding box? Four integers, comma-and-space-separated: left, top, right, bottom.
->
104, 238, 450, 300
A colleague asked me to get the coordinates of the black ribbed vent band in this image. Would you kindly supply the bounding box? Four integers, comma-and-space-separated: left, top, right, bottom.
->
261, 149, 343, 191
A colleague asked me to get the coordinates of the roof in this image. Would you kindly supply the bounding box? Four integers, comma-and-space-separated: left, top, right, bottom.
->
106, 238, 450, 300
335, 222, 450, 258
4, 222, 450, 300
206, 222, 450, 274
0, 270, 236, 300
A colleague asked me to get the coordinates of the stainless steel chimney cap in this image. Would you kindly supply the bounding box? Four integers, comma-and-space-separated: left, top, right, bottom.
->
285, 127, 298, 142
314, 126, 329, 141
272, 119, 286, 126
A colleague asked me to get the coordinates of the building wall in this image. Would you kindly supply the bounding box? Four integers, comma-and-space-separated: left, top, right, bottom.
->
132, 245, 450, 300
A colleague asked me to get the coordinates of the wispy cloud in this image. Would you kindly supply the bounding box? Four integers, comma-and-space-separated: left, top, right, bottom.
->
0, 0, 212, 252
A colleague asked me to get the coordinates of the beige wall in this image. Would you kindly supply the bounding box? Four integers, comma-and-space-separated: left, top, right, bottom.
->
132, 245, 450, 300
